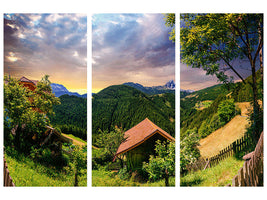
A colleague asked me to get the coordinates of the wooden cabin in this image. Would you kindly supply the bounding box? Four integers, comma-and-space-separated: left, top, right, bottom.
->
114, 118, 175, 171
19, 76, 38, 91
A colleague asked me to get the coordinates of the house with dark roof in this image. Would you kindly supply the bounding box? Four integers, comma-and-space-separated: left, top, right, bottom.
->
114, 118, 175, 170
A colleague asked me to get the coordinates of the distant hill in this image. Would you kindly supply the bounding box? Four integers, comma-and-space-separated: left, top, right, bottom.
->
123, 80, 175, 95
92, 85, 175, 143
180, 89, 194, 98
51, 83, 87, 98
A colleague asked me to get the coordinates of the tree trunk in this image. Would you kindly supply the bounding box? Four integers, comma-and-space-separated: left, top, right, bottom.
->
251, 62, 261, 141
165, 169, 169, 186
14, 125, 21, 150
74, 170, 78, 186
119, 158, 124, 169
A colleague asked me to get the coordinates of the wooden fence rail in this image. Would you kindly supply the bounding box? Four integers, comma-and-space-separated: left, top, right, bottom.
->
229, 131, 263, 186
208, 134, 253, 168
3, 156, 15, 187
186, 134, 253, 172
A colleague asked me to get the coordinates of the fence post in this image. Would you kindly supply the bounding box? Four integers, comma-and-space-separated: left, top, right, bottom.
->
233, 141, 237, 155
232, 175, 239, 186
238, 167, 245, 186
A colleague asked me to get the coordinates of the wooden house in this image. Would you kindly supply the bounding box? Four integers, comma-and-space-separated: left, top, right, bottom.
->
19, 76, 38, 91
114, 118, 175, 171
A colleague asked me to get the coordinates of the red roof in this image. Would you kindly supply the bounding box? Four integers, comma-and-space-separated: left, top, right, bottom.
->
19, 76, 38, 85
114, 118, 175, 157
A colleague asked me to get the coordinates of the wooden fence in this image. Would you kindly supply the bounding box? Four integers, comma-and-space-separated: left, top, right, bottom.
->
208, 134, 253, 168
229, 131, 263, 186
186, 134, 253, 172
3, 156, 15, 187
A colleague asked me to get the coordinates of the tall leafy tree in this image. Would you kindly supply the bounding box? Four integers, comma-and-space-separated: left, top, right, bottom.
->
95, 127, 126, 168
4, 75, 60, 151
177, 13, 263, 139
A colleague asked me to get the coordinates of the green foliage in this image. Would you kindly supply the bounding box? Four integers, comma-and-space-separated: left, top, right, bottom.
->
198, 114, 222, 138
71, 145, 87, 186
217, 99, 236, 124
180, 129, 200, 173
164, 13, 175, 42
118, 167, 131, 180
231, 70, 263, 102
143, 140, 175, 186
4, 75, 60, 152
181, 92, 226, 138
93, 128, 125, 169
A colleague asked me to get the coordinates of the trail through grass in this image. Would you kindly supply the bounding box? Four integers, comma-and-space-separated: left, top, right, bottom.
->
62, 133, 87, 146
180, 156, 244, 186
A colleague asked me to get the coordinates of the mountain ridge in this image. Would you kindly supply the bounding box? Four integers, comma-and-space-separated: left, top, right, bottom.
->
123, 80, 175, 95
51, 83, 87, 98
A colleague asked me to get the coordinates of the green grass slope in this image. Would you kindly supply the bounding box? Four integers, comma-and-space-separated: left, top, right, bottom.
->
5, 151, 87, 186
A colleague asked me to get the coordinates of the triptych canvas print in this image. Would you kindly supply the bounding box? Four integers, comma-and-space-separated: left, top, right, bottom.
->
3, 13, 263, 188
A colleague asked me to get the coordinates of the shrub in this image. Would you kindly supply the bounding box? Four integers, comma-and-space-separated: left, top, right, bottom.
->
218, 99, 236, 124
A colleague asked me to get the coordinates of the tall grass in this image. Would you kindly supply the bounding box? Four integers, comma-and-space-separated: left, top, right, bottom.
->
92, 169, 175, 187
5, 151, 87, 186
180, 156, 244, 186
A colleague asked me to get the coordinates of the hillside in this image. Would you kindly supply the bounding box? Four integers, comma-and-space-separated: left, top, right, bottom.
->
180, 84, 228, 134
92, 85, 175, 143
48, 94, 87, 140
181, 69, 262, 139
198, 102, 252, 158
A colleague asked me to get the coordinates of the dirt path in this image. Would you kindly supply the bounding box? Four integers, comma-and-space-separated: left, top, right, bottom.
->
198, 102, 251, 158
62, 133, 86, 146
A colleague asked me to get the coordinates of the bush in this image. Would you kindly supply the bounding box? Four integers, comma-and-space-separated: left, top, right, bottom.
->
218, 99, 236, 124
180, 129, 200, 173
118, 167, 131, 180
143, 140, 175, 186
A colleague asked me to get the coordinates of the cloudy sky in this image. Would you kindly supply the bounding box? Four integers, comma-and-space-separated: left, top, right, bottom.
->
92, 13, 175, 93
4, 13, 87, 94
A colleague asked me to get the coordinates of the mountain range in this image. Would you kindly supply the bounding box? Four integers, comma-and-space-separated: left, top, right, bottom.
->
51, 83, 87, 98
123, 80, 175, 95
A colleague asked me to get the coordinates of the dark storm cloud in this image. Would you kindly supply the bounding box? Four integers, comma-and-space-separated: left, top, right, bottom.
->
92, 13, 175, 91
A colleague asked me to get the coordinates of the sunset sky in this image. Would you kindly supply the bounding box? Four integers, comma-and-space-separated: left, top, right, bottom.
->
92, 13, 175, 93
4, 13, 87, 94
